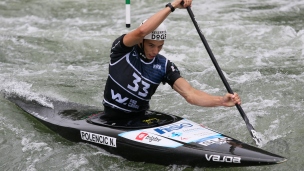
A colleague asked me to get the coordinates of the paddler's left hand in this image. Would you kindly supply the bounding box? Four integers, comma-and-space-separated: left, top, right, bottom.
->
222, 93, 241, 107
171, 0, 192, 9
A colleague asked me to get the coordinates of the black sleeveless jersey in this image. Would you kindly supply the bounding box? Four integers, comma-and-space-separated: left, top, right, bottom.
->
103, 34, 181, 113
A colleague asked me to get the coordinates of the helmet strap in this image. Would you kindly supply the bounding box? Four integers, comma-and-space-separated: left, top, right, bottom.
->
139, 40, 147, 59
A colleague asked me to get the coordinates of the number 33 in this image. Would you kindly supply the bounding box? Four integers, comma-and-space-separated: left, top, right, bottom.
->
127, 73, 150, 97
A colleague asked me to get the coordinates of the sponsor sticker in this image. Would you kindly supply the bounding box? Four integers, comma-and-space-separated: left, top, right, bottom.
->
154, 122, 193, 134
136, 132, 148, 140
146, 119, 221, 143
196, 135, 229, 146
119, 131, 182, 148
80, 131, 117, 147
119, 119, 228, 146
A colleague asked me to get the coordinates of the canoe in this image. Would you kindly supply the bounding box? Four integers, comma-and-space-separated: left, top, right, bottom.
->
6, 95, 287, 167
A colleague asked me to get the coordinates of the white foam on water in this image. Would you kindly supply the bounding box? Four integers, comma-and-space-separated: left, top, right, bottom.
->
160, 49, 187, 62
20, 134, 53, 171
65, 64, 100, 73
0, 113, 52, 171
227, 71, 262, 84
21, 135, 52, 153
64, 154, 89, 170
17, 23, 39, 34
0, 115, 23, 136
278, 1, 304, 12
299, 30, 304, 57
0, 79, 54, 109
0, 15, 48, 27
17, 69, 47, 76
259, 119, 292, 146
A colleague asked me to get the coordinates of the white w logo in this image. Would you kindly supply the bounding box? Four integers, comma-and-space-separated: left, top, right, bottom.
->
111, 89, 128, 104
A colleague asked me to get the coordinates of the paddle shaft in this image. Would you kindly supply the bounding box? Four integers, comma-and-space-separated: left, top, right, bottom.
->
185, 6, 261, 145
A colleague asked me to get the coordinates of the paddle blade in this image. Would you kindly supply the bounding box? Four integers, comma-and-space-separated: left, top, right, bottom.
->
251, 129, 263, 147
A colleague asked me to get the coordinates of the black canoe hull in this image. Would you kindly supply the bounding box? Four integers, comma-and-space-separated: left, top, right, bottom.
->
6, 95, 287, 167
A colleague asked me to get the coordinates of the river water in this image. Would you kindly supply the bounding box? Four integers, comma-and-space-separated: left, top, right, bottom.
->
0, 0, 303, 170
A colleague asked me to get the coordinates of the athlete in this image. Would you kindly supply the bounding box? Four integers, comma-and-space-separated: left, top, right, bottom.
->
102, 0, 241, 119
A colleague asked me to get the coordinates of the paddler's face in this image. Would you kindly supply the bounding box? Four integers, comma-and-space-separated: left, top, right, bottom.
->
143, 39, 164, 60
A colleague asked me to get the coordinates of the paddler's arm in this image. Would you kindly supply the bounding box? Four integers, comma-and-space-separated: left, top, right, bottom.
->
122, 0, 192, 47
173, 77, 241, 107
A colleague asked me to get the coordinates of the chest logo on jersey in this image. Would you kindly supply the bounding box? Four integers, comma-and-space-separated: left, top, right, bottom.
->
153, 64, 162, 70
111, 89, 128, 104
111, 89, 139, 109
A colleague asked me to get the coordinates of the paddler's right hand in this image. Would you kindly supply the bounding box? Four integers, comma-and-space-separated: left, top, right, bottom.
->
221, 93, 241, 107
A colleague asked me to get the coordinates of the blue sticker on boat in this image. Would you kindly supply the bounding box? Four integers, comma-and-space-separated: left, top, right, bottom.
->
144, 119, 223, 143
